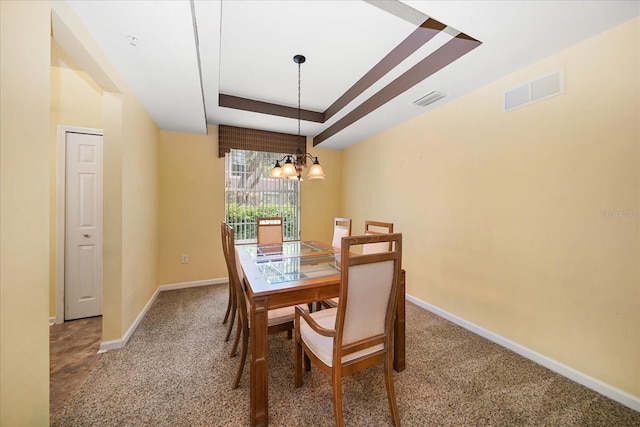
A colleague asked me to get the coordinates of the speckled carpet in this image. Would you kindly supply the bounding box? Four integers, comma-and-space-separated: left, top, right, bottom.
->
51, 285, 639, 426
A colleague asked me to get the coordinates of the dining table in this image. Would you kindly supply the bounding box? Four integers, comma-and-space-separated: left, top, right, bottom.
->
236, 240, 406, 427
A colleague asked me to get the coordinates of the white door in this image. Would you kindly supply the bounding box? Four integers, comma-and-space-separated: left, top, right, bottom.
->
65, 132, 103, 320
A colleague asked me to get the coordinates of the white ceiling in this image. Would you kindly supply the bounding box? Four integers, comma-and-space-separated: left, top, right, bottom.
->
63, 0, 639, 150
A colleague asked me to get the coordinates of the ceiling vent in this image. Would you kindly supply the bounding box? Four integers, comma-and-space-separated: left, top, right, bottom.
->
413, 90, 447, 107
503, 68, 564, 112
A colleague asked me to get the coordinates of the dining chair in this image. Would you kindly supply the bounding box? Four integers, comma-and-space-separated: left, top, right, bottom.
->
362, 220, 394, 255
256, 216, 284, 245
220, 222, 236, 342
323, 220, 395, 309
222, 223, 296, 389
316, 217, 351, 312
331, 217, 351, 248
331, 217, 352, 248
295, 233, 403, 427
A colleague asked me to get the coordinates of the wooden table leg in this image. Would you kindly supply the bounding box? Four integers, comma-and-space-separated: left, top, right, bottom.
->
393, 269, 406, 372
250, 296, 269, 426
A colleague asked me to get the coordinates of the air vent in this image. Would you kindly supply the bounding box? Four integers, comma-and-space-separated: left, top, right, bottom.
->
503, 68, 564, 112
413, 90, 447, 107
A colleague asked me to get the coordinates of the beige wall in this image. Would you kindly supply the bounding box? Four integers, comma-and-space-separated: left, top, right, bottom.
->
158, 126, 226, 284
301, 141, 344, 243
158, 130, 343, 285
1, 1, 52, 425
50, 39, 103, 125
101, 91, 125, 340
342, 18, 640, 397
120, 90, 160, 329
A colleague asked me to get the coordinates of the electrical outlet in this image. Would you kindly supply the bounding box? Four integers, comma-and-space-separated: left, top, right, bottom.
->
181, 254, 189, 264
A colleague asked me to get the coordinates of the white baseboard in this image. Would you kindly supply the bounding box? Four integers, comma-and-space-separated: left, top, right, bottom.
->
158, 278, 226, 292
98, 278, 225, 354
49, 317, 56, 326
98, 287, 160, 353
406, 294, 640, 412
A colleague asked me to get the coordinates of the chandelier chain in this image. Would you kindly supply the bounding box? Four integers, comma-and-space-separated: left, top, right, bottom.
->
297, 61, 301, 137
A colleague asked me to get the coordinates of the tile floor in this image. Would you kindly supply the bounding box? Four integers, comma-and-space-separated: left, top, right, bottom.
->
49, 316, 102, 422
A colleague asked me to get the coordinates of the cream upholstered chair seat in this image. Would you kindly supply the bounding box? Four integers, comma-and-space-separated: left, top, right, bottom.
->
266, 306, 296, 327
298, 307, 384, 367
238, 293, 296, 327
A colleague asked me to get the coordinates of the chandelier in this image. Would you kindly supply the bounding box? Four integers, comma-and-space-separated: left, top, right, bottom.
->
269, 55, 325, 181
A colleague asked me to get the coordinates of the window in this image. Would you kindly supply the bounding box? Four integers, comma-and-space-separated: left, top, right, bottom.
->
225, 149, 300, 243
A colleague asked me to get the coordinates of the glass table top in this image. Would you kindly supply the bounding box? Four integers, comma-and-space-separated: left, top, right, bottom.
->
253, 253, 340, 285
242, 241, 334, 258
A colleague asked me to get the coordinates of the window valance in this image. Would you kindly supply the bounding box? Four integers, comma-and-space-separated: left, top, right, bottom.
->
218, 125, 306, 158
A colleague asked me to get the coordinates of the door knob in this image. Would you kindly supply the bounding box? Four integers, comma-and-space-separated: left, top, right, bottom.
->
84, 234, 90, 238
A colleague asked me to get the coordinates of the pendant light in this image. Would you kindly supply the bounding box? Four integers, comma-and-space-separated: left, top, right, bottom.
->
269, 54, 325, 181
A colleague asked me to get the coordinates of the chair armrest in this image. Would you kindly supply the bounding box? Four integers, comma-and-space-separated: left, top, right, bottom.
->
295, 305, 335, 337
